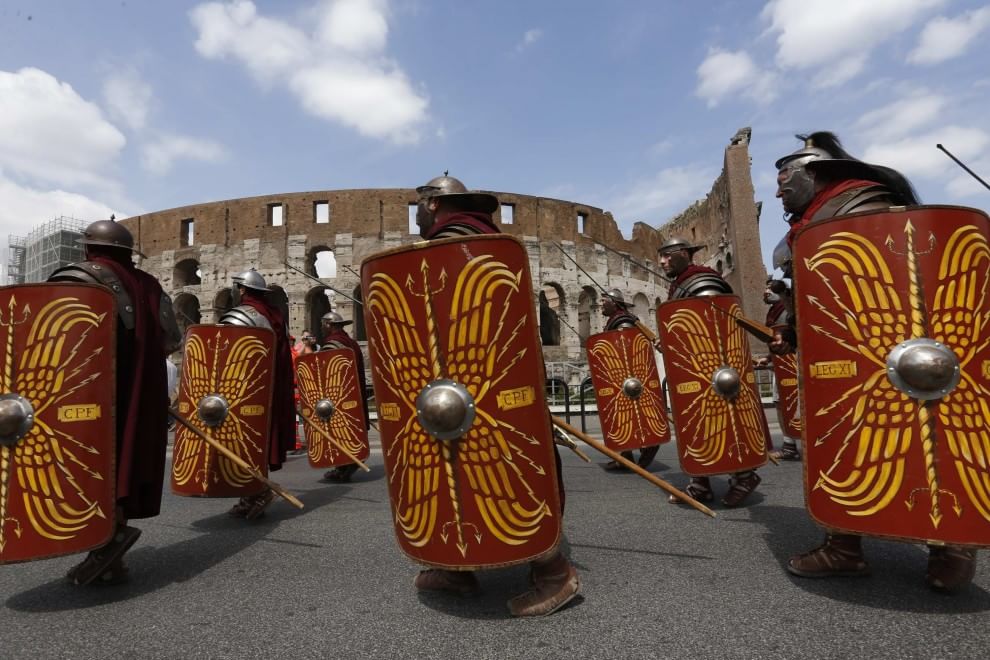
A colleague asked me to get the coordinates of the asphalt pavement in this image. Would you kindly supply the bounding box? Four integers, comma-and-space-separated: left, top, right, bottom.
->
1, 415, 987, 659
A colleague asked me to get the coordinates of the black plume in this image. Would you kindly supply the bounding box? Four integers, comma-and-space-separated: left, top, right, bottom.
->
797, 132, 856, 160
799, 131, 921, 205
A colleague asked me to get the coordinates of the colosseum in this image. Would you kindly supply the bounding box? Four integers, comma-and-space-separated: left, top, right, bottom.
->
121, 128, 767, 382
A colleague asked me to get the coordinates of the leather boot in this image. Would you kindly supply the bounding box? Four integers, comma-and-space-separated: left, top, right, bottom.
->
507, 551, 580, 617
414, 569, 480, 596
787, 533, 869, 578
927, 546, 977, 592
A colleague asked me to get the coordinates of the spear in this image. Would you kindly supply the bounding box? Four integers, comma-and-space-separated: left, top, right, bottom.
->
937, 144, 990, 191
283, 261, 364, 308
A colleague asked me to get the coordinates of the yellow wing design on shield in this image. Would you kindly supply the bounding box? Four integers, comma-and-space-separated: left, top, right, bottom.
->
297, 354, 366, 463
1, 297, 108, 551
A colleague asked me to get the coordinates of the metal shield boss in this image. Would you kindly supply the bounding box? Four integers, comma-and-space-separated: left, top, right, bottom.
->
586, 327, 670, 452
363, 235, 561, 569
295, 349, 370, 468
0, 283, 116, 564
171, 325, 275, 498
794, 206, 990, 546
770, 332, 802, 439
656, 294, 771, 476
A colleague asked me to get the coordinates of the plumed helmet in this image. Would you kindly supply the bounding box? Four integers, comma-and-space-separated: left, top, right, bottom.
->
231, 268, 270, 292
774, 143, 832, 172
604, 288, 631, 307
659, 237, 703, 255
321, 311, 352, 326
78, 218, 146, 257
416, 173, 499, 214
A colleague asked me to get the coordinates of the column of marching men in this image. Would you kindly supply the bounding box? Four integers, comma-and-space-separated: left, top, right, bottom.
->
0, 130, 984, 612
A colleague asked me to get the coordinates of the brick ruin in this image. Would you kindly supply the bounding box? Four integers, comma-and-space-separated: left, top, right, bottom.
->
121, 128, 767, 380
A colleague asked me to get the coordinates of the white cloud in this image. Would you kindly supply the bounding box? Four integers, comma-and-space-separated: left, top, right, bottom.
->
763, 0, 943, 75
608, 164, 717, 226
103, 68, 153, 131
141, 134, 227, 175
810, 54, 866, 89
695, 48, 777, 107
0, 67, 126, 188
946, 158, 990, 198
516, 28, 543, 52
909, 6, 990, 65
0, 173, 121, 240
862, 125, 990, 181
855, 92, 946, 141
190, 0, 429, 143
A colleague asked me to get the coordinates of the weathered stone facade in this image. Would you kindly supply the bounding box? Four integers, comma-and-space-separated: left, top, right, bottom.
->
121, 128, 767, 373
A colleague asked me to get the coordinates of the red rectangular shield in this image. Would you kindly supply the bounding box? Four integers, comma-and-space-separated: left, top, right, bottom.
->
171, 325, 275, 498
656, 295, 770, 476
771, 348, 801, 438
295, 349, 370, 468
586, 328, 670, 451
794, 206, 990, 546
0, 283, 116, 564
362, 234, 562, 570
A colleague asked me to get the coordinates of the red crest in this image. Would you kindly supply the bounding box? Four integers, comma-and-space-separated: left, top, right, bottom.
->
586, 328, 670, 451
295, 349, 370, 468
171, 325, 275, 498
656, 295, 770, 476
363, 235, 561, 569
794, 206, 990, 546
0, 284, 116, 564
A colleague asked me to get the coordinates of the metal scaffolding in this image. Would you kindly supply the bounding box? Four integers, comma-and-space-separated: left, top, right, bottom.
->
7, 216, 87, 284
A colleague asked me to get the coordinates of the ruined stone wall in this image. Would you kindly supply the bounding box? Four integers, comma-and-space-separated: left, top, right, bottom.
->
121, 128, 766, 372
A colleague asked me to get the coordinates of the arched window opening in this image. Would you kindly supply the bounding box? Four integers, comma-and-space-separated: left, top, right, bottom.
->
268, 285, 290, 330
173, 258, 201, 288
352, 285, 366, 341
213, 288, 233, 322
174, 293, 201, 337
539, 283, 565, 346
307, 245, 337, 278
578, 286, 598, 342
307, 286, 333, 342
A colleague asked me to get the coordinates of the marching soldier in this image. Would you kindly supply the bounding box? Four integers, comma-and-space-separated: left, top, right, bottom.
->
600, 289, 661, 470
770, 131, 981, 591
49, 218, 181, 585
763, 278, 800, 461
319, 311, 370, 483
219, 269, 296, 520
659, 238, 764, 507
405, 174, 580, 616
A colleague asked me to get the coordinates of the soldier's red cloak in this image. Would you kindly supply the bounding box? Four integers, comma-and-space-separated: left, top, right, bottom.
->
239, 290, 296, 470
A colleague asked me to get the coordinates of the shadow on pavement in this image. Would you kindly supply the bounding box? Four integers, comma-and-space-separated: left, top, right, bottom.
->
748, 503, 990, 613
4, 484, 349, 613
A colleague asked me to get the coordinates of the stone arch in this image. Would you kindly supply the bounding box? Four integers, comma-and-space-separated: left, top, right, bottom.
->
352, 285, 366, 341
633, 292, 651, 327
539, 282, 565, 346
213, 288, 233, 322
725, 252, 733, 272
578, 286, 598, 341
173, 258, 201, 288
306, 286, 332, 341
308, 245, 337, 278
174, 292, 201, 336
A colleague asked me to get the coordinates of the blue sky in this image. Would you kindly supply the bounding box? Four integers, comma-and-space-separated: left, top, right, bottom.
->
1, 0, 989, 272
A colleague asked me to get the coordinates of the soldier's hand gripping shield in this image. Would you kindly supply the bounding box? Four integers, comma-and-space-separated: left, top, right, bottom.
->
771, 344, 802, 438
794, 206, 990, 547
0, 284, 116, 564
657, 295, 771, 476
586, 327, 670, 452
171, 325, 275, 499
295, 349, 370, 468
362, 235, 562, 569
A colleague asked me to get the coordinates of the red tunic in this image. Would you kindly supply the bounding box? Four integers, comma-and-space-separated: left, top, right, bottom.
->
239, 291, 296, 471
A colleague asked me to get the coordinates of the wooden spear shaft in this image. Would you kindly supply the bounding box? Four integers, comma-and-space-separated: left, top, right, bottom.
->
297, 411, 372, 472
551, 416, 716, 518
169, 408, 305, 509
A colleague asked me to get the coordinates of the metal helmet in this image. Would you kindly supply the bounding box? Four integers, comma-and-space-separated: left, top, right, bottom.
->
231, 268, 270, 292
416, 173, 499, 214
321, 311, 352, 326
604, 288, 631, 307
771, 235, 793, 277
78, 219, 145, 257
659, 237, 702, 255
775, 137, 834, 216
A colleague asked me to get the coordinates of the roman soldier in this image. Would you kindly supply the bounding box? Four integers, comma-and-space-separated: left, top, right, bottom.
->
763, 278, 800, 461
319, 311, 370, 483
219, 269, 296, 520
770, 131, 978, 592
48, 218, 181, 585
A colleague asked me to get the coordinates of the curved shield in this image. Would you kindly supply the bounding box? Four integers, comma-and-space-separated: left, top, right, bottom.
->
362, 234, 561, 570
0, 283, 116, 564
295, 349, 370, 468
656, 295, 770, 476
586, 328, 670, 451
772, 348, 801, 438
171, 325, 275, 498
794, 205, 990, 546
